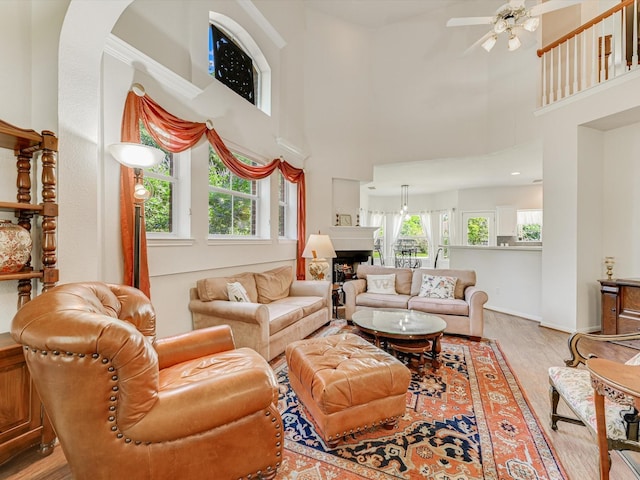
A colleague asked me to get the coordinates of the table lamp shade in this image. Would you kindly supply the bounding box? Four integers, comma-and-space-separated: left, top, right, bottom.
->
302, 234, 336, 281
302, 234, 337, 260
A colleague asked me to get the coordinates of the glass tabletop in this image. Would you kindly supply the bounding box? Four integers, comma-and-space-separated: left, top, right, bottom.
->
352, 308, 447, 337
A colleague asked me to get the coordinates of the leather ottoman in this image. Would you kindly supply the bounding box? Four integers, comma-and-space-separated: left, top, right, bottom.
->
285, 333, 411, 447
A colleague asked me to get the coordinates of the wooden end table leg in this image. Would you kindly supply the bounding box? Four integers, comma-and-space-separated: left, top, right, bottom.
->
594, 389, 609, 480
431, 333, 443, 370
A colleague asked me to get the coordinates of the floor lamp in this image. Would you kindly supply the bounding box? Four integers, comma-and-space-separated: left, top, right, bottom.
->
109, 142, 164, 289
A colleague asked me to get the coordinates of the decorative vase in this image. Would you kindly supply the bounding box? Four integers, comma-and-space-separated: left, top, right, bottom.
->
0, 220, 32, 273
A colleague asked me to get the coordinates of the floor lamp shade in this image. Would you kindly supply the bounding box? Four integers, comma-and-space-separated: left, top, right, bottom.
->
109, 143, 164, 289
302, 234, 336, 281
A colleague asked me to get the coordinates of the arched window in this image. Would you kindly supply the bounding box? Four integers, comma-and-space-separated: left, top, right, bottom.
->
208, 12, 271, 115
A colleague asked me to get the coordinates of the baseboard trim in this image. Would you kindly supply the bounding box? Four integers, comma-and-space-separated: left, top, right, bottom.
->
485, 306, 542, 323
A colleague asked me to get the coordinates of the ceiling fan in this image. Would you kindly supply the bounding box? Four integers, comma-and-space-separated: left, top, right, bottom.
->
446, 0, 582, 53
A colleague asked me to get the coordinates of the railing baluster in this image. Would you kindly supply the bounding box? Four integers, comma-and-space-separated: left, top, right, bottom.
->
557, 45, 563, 100
580, 31, 587, 91
549, 48, 555, 103
633, 0, 639, 68
573, 35, 579, 93
565, 40, 571, 96
542, 52, 548, 105
591, 25, 600, 86
621, 7, 627, 74
600, 21, 606, 82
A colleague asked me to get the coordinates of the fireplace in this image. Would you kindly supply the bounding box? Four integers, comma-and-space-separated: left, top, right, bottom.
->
332, 250, 373, 283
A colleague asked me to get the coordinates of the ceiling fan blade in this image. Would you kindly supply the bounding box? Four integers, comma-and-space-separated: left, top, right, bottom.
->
529, 0, 583, 17
446, 16, 494, 27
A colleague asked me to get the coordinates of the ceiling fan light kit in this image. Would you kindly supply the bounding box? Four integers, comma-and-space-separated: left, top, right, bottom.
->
508, 33, 522, 51
447, 0, 581, 53
482, 35, 498, 52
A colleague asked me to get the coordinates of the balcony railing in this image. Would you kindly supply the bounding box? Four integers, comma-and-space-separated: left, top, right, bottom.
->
537, 0, 639, 106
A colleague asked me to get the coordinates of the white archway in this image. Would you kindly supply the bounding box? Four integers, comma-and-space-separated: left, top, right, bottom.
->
58, 0, 134, 283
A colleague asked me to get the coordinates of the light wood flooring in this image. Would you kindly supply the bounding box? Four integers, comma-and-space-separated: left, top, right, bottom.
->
1, 309, 639, 479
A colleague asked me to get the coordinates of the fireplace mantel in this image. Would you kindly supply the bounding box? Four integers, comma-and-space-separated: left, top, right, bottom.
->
328, 226, 379, 251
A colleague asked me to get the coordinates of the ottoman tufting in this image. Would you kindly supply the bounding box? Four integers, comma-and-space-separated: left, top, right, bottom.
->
285, 333, 411, 447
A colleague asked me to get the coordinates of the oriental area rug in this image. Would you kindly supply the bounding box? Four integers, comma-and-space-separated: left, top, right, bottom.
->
271, 321, 567, 480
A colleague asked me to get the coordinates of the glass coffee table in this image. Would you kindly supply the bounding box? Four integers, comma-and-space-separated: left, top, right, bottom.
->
351, 308, 447, 373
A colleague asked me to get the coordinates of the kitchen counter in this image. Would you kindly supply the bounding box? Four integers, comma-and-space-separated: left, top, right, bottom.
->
448, 245, 542, 251
448, 245, 541, 321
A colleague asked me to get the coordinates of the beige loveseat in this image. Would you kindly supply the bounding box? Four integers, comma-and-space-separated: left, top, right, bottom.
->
342, 265, 488, 339
189, 266, 331, 361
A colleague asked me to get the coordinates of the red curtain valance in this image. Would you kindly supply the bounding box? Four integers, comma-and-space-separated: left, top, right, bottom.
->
119, 90, 307, 297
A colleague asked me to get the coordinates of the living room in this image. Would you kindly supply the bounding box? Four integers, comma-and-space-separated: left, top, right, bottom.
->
2, 0, 640, 478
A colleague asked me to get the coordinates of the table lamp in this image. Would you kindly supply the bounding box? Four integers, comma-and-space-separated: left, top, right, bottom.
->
302, 234, 336, 281
109, 142, 165, 289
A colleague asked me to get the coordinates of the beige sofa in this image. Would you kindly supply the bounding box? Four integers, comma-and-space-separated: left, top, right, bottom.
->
342, 265, 488, 339
189, 266, 331, 361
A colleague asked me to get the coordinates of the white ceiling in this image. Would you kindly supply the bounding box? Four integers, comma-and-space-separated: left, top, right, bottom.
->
304, 0, 545, 196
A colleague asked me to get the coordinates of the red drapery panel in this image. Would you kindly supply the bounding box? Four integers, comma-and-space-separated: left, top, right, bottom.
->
119, 90, 307, 297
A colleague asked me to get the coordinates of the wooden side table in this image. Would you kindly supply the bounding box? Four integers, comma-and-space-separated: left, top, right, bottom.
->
587, 358, 640, 480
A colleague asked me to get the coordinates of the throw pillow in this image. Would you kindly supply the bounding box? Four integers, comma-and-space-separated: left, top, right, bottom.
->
227, 282, 250, 303
419, 275, 457, 299
366, 274, 397, 295
254, 265, 293, 303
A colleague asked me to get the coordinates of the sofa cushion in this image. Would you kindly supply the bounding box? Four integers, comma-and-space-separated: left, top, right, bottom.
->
197, 272, 258, 303
277, 296, 326, 317
255, 266, 293, 304
418, 275, 456, 299
366, 274, 397, 294
408, 296, 469, 316
356, 265, 413, 295
411, 268, 476, 299
356, 292, 411, 310
266, 303, 304, 335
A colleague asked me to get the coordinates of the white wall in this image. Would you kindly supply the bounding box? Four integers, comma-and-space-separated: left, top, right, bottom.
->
539, 71, 640, 333
0, 0, 68, 332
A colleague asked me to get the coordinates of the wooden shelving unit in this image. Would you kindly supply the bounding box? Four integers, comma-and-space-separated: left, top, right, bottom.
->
0, 119, 58, 465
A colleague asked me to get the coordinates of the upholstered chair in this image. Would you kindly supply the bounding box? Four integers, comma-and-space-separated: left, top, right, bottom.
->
11, 282, 283, 480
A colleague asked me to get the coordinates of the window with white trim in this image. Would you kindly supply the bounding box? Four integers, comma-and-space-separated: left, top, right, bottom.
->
517, 209, 542, 242
208, 147, 268, 237
440, 211, 450, 258
208, 12, 272, 115
140, 123, 190, 238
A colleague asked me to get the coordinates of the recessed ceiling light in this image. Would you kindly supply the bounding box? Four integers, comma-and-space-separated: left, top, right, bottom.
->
511, 171, 521, 176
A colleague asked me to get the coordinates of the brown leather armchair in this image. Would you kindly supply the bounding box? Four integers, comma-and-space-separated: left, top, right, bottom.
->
11, 282, 283, 480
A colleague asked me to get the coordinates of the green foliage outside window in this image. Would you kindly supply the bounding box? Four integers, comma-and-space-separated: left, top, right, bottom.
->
208, 148, 256, 236
140, 124, 172, 233
399, 215, 428, 256
467, 217, 489, 245
519, 224, 541, 241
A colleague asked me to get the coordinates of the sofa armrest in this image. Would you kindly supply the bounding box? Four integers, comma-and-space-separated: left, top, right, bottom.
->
189, 299, 271, 359
156, 325, 235, 370
464, 286, 489, 339
343, 279, 367, 320
289, 280, 331, 300
189, 299, 268, 326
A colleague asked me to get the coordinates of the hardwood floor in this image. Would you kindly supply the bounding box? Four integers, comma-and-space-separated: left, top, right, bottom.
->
1, 310, 639, 479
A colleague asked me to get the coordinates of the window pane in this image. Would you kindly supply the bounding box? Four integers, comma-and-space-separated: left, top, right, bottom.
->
233, 196, 255, 236
208, 153, 230, 188
209, 191, 232, 235
441, 212, 450, 258
278, 204, 285, 237
467, 217, 489, 245
209, 24, 255, 105
144, 178, 172, 233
